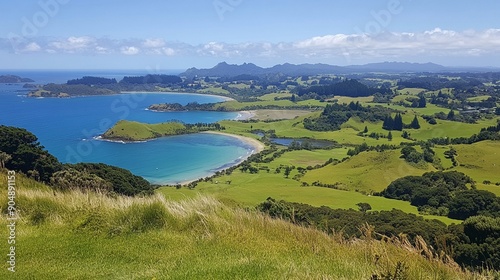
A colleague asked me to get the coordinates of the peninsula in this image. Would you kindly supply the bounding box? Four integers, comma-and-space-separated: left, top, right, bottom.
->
101, 120, 225, 142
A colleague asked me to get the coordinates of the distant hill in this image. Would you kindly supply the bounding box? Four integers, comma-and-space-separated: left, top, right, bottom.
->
0, 75, 34, 83
180, 61, 452, 78
346, 62, 447, 73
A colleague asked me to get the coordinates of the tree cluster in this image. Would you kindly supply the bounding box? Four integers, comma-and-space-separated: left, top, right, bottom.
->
66, 163, 155, 196
67, 76, 117, 85
400, 145, 434, 164
382, 114, 420, 131
40, 83, 119, 96
398, 76, 483, 91
297, 79, 391, 97
120, 74, 182, 85
379, 171, 500, 220
0, 125, 62, 182
0, 125, 154, 196
304, 102, 394, 131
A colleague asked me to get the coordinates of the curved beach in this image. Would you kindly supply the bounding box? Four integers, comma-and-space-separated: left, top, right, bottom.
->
158, 131, 266, 185
201, 131, 265, 154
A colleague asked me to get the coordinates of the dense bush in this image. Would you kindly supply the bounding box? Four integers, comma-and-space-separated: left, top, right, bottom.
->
304, 102, 394, 131
66, 163, 155, 196
297, 79, 391, 97
120, 74, 182, 84
67, 76, 117, 85
379, 171, 500, 220
50, 168, 113, 192
0, 125, 62, 182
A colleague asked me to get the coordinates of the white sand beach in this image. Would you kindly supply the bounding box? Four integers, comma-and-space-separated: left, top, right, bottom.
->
201, 131, 265, 153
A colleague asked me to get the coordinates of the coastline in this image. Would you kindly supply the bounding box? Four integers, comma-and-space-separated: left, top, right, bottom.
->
95, 130, 265, 186
157, 131, 266, 186
201, 131, 265, 154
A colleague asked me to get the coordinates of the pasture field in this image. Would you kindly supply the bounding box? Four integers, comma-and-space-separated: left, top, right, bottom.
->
301, 150, 435, 193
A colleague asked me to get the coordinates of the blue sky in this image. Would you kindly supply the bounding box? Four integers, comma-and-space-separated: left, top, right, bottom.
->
1, 0, 500, 69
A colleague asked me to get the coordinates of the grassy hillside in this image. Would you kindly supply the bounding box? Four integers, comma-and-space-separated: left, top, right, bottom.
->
102, 120, 186, 141
0, 172, 484, 279
452, 141, 500, 196
302, 150, 435, 193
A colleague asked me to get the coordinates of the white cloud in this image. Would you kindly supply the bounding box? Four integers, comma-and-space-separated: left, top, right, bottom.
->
1, 28, 500, 64
22, 42, 41, 52
143, 38, 165, 48
293, 29, 500, 59
121, 46, 139, 55
162, 47, 175, 56
49, 36, 96, 52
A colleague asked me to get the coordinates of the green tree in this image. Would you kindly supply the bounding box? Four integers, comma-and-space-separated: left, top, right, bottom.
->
423, 149, 434, 163
448, 190, 498, 220
0, 125, 62, 182
447, 110, 455, 120
284, 166, 293, 178
401, 131, 410, 139
463, 216, 500, 243
401, 146, 417, 158
387, 131, 393, 141
363, 126, 368, 133
410, 116, 421, 129
406, 151, 423, 163
67, 163, 154, 196
418, 95, 427, 108
393, 113, 403, 131
356, 202, 372, 213
382, 115, 394, 130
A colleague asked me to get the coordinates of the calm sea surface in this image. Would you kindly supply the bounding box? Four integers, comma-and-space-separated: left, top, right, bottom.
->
0, 70, 253, 184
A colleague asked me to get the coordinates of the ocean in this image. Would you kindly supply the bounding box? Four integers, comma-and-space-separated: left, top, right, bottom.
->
0, 71, 253, 184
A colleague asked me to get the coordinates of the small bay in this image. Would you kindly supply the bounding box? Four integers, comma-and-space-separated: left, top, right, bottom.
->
0, 74, 252, 184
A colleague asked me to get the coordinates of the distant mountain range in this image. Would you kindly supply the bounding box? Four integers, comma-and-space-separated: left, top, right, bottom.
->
180, 62, 500, 78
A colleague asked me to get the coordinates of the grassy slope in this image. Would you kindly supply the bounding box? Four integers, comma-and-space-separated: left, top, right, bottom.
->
252, 110, 313, 120
102, 120, 187, 141
0, 172, 479, 279
302, 150, 435, 193
159, 148, 458, 225
453, 141, 500, 196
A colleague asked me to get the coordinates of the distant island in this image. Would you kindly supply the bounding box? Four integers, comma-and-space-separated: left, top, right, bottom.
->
0, 75, 34, 83
28, 74, 183, 97
101, 120, 224, 142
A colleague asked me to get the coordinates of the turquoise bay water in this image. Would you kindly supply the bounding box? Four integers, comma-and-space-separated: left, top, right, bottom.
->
0, 78, 252, 184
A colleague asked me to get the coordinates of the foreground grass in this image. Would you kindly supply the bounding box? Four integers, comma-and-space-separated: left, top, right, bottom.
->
0, 172, 481, 279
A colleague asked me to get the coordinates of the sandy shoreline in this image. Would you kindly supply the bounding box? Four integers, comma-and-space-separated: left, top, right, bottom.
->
201, 131, 265, 153
161, 131, 265, 186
